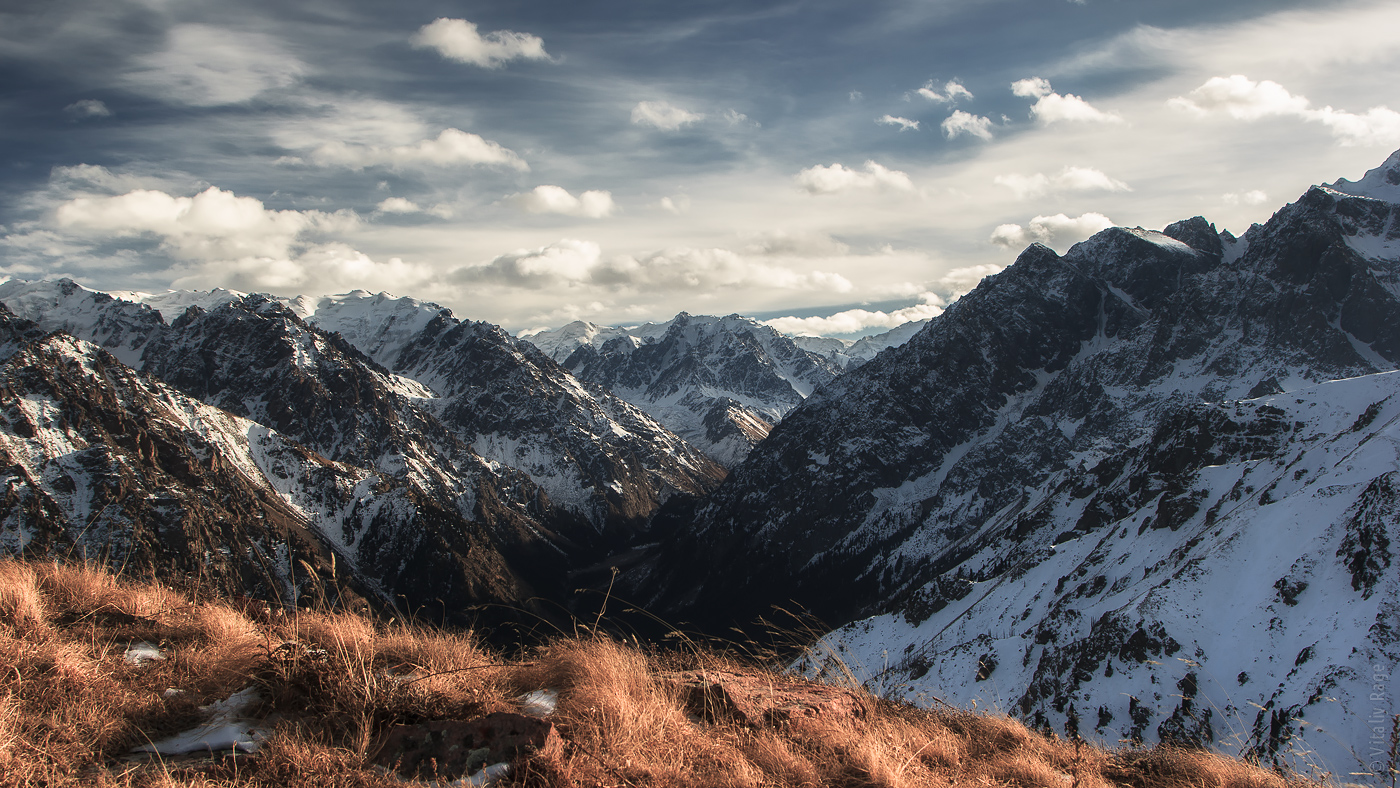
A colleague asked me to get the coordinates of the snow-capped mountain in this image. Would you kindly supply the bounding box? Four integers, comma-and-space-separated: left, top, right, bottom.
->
0, 304, 546, 627
0, 280, 725, 628
524, 313, 844, 466
787, 320, 931, 369
635, 151, 1400, 771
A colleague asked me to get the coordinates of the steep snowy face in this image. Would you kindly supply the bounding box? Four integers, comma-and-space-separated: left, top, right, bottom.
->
636, 166, 1400, 769
809, 371, 1400, 774
526, 312, 843, 466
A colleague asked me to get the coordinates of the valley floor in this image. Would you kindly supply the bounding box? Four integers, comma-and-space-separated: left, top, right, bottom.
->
0, 559, 1328, 788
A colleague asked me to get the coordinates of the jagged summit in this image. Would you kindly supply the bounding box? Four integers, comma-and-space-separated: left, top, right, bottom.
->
1331, 146, 1400, 202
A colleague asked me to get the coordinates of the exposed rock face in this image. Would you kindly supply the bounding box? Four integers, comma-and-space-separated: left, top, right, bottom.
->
527, 313, 842, 466
0, 282, 724, 627
637, 164, 1400, 770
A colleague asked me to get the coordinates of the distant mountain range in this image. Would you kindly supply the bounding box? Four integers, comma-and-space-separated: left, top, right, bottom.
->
522, 315, 923, 465
3, 149, 1400, 771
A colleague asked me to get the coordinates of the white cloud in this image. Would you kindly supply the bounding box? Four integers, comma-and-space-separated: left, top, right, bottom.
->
990, 212, 1114, 250
1313, 106, 1400, 147
631, 100, 704, 131
994, 166, 1131, 199
1168, 75, 1309, 120
877, 115, 920, 132
412, 18, 549, 68
509, 185, 616, 218
43, 184, 429, 297
54, 186, 357, 261
375, 197, 421, 214
744, 230, 850, 257
941, 110, 994, 140
63, 99, 111, 119
796, 161, 916, 195
170, 243, 433, 295
1169, 74, 1400, 148
658, 195, 691, 215
763, 295, 944, 337
309, 128, 528, 171
595, 248, 853, 292
917, 79, 974, 103
723, 109, 755, 126
456, 239, 602, 287
1011, 77, 1123, 125
453, 240, 853, 294
1222, 190, 1269, 206
122, 24, 304, 106
937, 264, 1003, 297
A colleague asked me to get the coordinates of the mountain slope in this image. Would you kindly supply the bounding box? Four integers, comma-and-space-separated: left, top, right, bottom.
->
636, 152, 1400, 770
0, 308, 541, 625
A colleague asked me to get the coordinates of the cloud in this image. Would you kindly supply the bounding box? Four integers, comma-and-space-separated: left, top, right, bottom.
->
990, 212, 1114, 249
994, 166, 1131, 199
455, 239, 602, 287
877, 115, 920, 132
411, 18, 549, 68
1222, 190, 1269, 206
1011, 77, 1123, 125
940, 110, 994, 141
936, 264, 1003, 297
763, 295, 944, 337
170, 243, 433, 295
631, 100, 704, 130
658, 195, 691, 215
917, 79, 973, 103
1170, 75, 1400, 148
509, 185, 616, 218
1167, 75, 1309, 120
796, 161, 915, 195
54, 186, 358, 261
63, 99, 111, 119
744, 230, 850, 257
594, 248, 853, 292
309, 129, 528, 171
122, 24, 304, 106
41, 184, 428, 297
453, 240, 853, 294
722, 109, 756, 126
375, 197, 421, 214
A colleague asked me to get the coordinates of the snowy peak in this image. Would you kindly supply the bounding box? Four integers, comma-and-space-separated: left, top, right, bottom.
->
530, 311, 843, 466
293, 290, 453, 369
1331, 146, 1400, 202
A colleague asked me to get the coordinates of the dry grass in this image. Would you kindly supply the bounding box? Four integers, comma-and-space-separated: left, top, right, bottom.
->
0, 558, 1322, 788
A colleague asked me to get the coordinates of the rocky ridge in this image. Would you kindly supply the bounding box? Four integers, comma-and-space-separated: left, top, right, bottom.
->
635, 152, 1400, 771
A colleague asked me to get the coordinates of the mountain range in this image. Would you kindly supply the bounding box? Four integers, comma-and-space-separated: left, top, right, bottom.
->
3, 149, 1400, 772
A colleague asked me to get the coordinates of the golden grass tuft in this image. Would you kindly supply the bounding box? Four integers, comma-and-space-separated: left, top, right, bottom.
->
0, 558, 1329, 787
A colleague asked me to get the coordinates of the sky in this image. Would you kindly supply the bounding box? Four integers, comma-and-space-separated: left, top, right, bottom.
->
1, 0, 1399, 337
